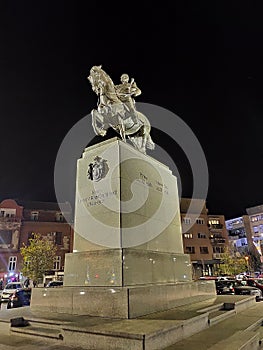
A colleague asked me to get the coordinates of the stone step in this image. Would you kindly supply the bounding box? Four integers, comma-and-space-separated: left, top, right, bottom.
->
207, 330, 260, 350
6, 296, 260, 350
10, 324, 64, 340
163, 301, 263, 349
208, 309, 236, 326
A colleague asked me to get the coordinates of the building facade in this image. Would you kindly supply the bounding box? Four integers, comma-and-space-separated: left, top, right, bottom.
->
225, 216, 249, 254
180, 198, 229, 279
225, 205, 263, 271
0, 199, 73, 285
246, 204, 263, 259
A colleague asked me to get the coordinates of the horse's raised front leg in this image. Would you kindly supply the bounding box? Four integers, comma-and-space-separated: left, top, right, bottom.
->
116, 115, 126, 142
92, 109, 107, 137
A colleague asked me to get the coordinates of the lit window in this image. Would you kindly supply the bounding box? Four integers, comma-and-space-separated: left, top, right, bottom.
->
30, 211, 39, 221
8, 256, 17, 271
251, 215, 260, 222
183, 233, 193, 239
53, 256, 61, 270
0, 209, 16, 217
56, 212, 64, 222
208, 219, 220, 225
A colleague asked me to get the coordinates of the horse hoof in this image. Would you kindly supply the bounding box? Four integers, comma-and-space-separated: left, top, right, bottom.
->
99, 130, 107, 137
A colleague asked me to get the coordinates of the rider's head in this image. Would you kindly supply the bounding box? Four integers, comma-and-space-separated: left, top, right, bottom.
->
121, 74, 129, 83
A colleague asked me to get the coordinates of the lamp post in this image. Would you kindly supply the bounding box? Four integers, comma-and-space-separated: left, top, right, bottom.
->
245, 256, 249, 276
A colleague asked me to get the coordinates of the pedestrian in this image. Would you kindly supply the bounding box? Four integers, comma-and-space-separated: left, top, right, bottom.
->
24, 277, 30, 288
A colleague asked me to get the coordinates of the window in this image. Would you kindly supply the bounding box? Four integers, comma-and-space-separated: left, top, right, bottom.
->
200, 247, 209, 254
0, 209, 16, 217
56, 212, 64, 222
27, 232, 34, 245
198, 233, 206, 239
0, 230, 12, 245
208, 219, 220, 225
54, 256, 61, 270
8, 256, 17, 271
55, 232, 63, 245
30, 211, 39, 221
183, 217, 191, 224
213, 246, 224, 253
196, 218, 204, 225
253, 226, 259, 233
23, 257, 31, 270
185, 246, 195, 254
183, 233, 193, 239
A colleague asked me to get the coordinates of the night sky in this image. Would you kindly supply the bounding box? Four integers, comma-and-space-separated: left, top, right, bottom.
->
0, 2, 262, 219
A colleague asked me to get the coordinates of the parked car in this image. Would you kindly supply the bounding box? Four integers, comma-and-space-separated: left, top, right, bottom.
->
7, 288, 32, 309
233, 280, 262, 301
216, 276, 233, 281
215, 280, 235, 295
215, 279, 262, 300
245, 278, 263, 292
236, 273, 249, 280
46, 280, 63, 287
1, 282, 24, 302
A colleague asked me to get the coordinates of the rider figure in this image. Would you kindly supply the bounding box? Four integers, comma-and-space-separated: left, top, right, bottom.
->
115, 74, 141, 124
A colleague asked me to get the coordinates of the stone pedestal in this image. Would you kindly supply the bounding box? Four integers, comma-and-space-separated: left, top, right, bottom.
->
64, 137, 191, 287
72, 137, 184, 253
31, 138, 216, 318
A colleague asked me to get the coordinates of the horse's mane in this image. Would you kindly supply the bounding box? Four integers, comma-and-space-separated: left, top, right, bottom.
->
91, 66, 115, 89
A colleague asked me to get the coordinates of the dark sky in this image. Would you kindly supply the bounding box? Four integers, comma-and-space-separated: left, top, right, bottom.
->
0, 1, 262, 219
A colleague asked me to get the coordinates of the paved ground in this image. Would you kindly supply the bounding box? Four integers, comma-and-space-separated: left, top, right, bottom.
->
0, 296, 263, 349
0, 303, 81, 350
0, 336, 83, 350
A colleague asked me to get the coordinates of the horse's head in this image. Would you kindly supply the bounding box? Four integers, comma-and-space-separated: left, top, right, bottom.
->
88, 66, 122, 104
87, 65, 107, 94
87, 65, 100, 83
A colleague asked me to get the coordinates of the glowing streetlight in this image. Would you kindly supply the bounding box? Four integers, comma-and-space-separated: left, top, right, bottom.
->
245, 256, 249, 275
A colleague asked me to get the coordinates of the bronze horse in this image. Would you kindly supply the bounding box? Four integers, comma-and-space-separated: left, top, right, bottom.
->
87, 66, 155, 154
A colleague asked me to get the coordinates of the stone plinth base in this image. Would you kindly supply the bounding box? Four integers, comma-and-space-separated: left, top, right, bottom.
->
30, 280, 216, 318
64, 248, 192, 287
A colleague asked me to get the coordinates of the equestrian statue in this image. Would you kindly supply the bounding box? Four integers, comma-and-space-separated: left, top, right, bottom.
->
87, 65, 155, 154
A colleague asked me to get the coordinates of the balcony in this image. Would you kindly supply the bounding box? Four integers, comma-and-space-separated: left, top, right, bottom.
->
213, 253, 224, 259
0, 217, 21, 223
210, 238, 226, 244
208, 224, 223, 229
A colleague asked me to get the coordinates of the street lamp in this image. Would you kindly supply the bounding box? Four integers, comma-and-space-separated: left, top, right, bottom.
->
245, 256, 249, 275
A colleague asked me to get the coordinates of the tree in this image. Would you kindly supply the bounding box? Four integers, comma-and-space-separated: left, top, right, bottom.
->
218, 248, 248, 276
20, 233, 57, 285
